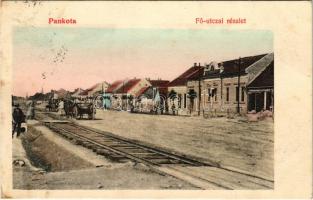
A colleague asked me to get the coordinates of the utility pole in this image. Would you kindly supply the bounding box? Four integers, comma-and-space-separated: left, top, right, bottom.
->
237, 57, 242, 114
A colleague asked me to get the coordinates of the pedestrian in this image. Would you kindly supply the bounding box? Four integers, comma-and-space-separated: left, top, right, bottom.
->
58, 98, 65, 116
12, 104, 25, 138
26, 101, 35, 119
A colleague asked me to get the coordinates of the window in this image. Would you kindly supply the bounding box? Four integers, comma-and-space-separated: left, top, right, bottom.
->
241, 87, 245, 102
214, 88, 217, 101
208, 89, 211, 101
208, 88, 218, 101
226, 87, 229, 102
184, 94, 187, 108
235, 87, 239, 102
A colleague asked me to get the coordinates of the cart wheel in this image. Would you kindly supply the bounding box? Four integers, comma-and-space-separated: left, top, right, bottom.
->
94, 95, 103, 109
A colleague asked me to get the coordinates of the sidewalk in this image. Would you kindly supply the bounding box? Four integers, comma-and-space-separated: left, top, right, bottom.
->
12, 121, 196, 189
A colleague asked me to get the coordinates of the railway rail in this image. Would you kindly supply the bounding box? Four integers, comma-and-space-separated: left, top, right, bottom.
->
34, 110, 274, 189
45, 122, 207, 166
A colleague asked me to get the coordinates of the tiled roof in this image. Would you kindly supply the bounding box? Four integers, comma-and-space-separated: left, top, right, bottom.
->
79, 84, 97, 95
168, 66, 202, 87
71, 88, 82, 94
115, 79, 141, 94
220, 54, 267, 77
245, 53, 274, 85
135, 86, 150, 97
79, 82, 108, 95
79, 83, 99, 95
247, 61, 274, 88
106, 80, 124, 93
148, 80, 170, 87
187, 68, 204, 81
202, 54, 267, 79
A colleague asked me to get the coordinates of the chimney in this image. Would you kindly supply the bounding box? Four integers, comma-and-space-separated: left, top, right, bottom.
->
198, 63, 201, 67
194, 63, 197, 67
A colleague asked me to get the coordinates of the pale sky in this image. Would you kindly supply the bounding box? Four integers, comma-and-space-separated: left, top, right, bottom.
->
13, 27, 273, 96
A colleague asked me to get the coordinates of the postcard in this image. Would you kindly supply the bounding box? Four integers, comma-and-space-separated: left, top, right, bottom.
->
0, 1, 312, 198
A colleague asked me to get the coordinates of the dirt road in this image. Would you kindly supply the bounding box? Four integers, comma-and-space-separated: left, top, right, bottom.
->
76, 110, 273, 180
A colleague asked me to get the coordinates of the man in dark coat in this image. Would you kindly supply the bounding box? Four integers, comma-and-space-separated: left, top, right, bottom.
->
12, 104, 25, 138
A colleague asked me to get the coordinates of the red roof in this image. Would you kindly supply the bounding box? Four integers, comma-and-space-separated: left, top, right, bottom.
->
79, 84, 98, 95
187, 68, 204, 80
70, 88, 84, 95
79, 83, 99, 95
148, 80, 169, 87
106, 80, 124, 93
114, 79, 141, 94
135, 86, 150, 97
168, 66, 202, 87
79, 82, 108, 95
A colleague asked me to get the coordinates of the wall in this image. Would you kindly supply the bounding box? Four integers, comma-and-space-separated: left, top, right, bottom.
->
202, 75, 249, 114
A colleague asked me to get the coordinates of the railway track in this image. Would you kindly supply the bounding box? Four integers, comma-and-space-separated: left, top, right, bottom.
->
45, 122, 208, 166
34, 110, 274, 189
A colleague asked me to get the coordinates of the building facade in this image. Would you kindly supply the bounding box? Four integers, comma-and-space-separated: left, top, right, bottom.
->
170, 54, 273, 116
199, 54, 267, 115
245, 53, 274, 113
108, 78, 151, 111
167, 63, 203, 115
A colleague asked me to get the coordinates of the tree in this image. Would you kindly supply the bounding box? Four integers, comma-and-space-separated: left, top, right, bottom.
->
187, 89, 197, 113
187, 89, 197, 99
168, 89, 177, 100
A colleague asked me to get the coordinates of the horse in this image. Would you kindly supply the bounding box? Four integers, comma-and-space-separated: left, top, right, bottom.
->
64, 99, 76, 118
45, 99, 59, 112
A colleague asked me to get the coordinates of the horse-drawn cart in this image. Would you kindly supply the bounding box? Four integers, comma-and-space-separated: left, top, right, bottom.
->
45, 99, 59, 112
73, 102, 96, 120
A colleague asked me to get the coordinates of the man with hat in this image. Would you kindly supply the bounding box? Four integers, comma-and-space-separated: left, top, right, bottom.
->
12, 104, 25, 138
